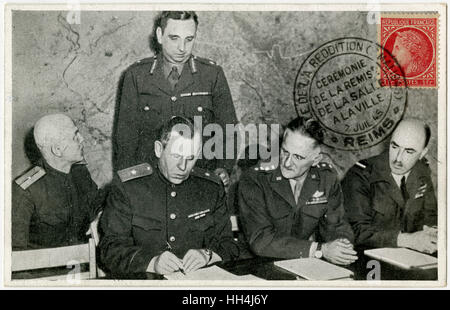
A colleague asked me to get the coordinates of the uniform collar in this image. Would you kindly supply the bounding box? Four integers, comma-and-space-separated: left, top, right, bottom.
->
156, 164, 190, 188
162, 58, 185, 79
157, 53, 197, 77
38, 158, 77, 178
270, 166, 320, 208
150, 53, 196, 93
369, 151, 394, 183
370, 151, 430, 184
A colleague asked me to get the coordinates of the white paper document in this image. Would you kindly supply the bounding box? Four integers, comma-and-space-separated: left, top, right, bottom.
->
274, 258, 354, 280
164, 265, 264, 281
364, 248, 438, 270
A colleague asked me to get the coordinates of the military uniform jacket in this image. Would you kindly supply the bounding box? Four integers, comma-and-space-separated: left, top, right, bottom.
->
12, 160, 103, 250
341, 152, 437, 249
113, 54, 238, 172
238, 163, 354, 259
99, 164, 239, 277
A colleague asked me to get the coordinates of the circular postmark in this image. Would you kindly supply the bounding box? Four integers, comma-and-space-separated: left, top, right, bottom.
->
294, 37, 407, 151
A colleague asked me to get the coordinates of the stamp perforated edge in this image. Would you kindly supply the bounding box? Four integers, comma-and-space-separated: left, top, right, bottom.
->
377, 12, 440, 89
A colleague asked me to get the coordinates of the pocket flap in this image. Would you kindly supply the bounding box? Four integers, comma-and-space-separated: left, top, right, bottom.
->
189, 215, 214, 231
132, 216, 162, 231
302, 205, 326, 219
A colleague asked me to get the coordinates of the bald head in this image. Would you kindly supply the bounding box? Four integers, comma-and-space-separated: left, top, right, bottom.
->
389, 119, 430, 175
34, 114, 75, 148
33, 114, 84, 165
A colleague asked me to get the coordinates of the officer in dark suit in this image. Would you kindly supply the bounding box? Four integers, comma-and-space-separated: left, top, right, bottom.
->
113, 11, 237, 187
238, 117, 357, 265
12, 114, 104, 250
100, 116, 239, 278
342, 119, 437, 254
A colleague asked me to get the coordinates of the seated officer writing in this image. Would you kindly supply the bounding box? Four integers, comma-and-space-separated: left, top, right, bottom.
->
238, 117, 357, 265
342, 119, 437, 254
99, 116, 238, 278
12, 114, 104, 250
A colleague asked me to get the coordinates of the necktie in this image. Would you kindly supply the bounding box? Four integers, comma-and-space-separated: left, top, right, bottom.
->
400, 176, 409, 201
168, 66, 180, 90
294, 180, 302, 204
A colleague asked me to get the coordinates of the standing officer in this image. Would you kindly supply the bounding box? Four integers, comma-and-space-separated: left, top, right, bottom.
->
113, 11, 237, 187
12, 114, 104, 250
100, 116, 239, 278
342, 119, 437, 254
238, 117, 357, 265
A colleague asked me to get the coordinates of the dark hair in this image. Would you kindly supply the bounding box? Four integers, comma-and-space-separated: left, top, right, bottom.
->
284, 117, 325, 146
158, 116, 198, 147
424, 123, 431, 148
149, 11, 199, 54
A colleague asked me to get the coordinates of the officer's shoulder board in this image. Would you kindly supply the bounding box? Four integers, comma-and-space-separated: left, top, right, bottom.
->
15, 166, 46, 190
117, 163, 153, 182
191, 167, 222, 185
253, 161, 276, 173
193, 55, 217, 66
130, 56, 156, 70
316, 162, 334, 171
354, 159, 369, 170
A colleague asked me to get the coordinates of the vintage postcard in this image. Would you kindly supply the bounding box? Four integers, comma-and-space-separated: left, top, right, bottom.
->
2, 2, 447, 288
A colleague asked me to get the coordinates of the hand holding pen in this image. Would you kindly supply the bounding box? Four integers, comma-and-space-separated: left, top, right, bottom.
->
154, 249, 185, 275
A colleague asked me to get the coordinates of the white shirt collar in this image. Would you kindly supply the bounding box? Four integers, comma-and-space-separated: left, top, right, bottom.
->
391, 171, 411, 188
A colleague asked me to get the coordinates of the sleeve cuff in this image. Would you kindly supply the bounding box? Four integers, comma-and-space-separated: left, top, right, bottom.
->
146, 256, 158, 273
309, 242, 319, 258
128, 247, 157, 274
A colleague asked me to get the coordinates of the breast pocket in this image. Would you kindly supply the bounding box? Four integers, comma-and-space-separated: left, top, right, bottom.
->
302, 205, 326, 220
183, 93, 214, 123
132, 216, 162, 232
138, 93, 166, 130
188, 215, 214, 232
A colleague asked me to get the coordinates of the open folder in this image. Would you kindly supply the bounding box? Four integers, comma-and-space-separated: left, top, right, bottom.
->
274, 258, 354, 280
364, 248, 438, 270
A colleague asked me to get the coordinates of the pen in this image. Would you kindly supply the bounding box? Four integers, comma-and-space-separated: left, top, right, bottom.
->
166, 241, 185, 274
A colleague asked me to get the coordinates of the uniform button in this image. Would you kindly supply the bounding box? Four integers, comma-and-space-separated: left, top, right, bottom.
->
144, 106, 150, 111
171, 191, 177, 197
170, 213, 176, 220
197, 106, 203, 112
171, 96, 177, 102
169, 236, 176, 242
131, 169, 137, 175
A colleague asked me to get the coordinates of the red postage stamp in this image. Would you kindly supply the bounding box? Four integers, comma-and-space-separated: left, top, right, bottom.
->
379, 15, 438, 88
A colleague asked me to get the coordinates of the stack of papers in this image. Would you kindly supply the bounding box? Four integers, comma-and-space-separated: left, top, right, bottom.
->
164, 265, 264, 281
364, 248, 438, 270
274, 258, 354, 280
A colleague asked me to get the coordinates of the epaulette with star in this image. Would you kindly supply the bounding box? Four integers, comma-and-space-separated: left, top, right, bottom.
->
193, 55, 217, 66
253, 161, 277, 172
117, 163, 153, 182
317, 162, 334, 170
15, 166, 46, 190
191, 167, 222, 185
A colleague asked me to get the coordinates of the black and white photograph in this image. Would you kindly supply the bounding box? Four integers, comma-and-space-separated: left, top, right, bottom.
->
2, 2, 447, 287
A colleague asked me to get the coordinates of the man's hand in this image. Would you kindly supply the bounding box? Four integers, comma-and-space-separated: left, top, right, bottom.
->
86, 211, 103, 246
423, 225, 438, 237
397, 230, 437, 254
214, 168, 230, 188
322, 239, 358, 265
182, 249, 210, 273
153, 251, 184, 275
